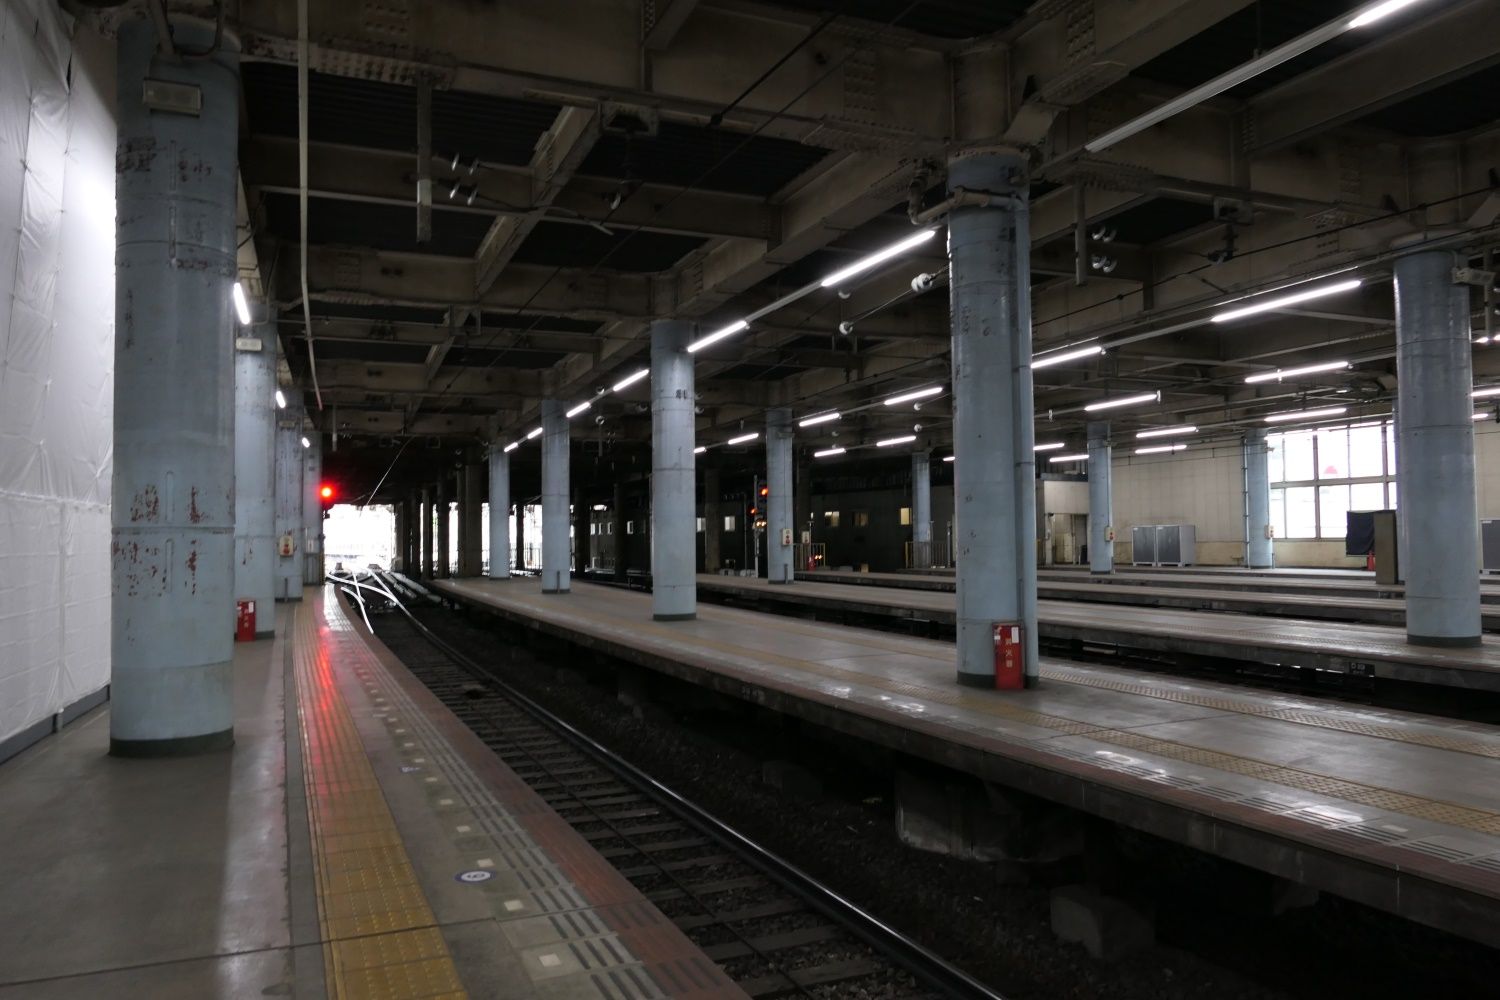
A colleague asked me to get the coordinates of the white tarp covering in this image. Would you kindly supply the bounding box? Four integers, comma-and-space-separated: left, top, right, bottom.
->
0, 0, 115, 743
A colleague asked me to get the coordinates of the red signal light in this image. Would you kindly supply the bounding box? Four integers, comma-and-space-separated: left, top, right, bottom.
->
320, 484, 334, 500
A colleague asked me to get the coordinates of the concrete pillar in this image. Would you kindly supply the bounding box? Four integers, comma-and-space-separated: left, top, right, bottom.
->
1087, 421, 1113, 574
435, 474, 450, 578
541, 399, 571, 593
405, 492, 419, 574
420, 487, 433, 578
1391, 400, 1409, 582
514, 498, 526, 573
766, 408, 794, 584
274, 405, 304, 600
302, 434, 323, 584
911, 451, 932, 567
948, 148, 1039, 687
489, 445, 510, 578
233, 316, 276, 638
650, 321, 697, 617
613, 482, 628, 582
1243, 429, 1273, 568
110, 17, 239, 755
1395, 248, 1481, 646
703, 467, 721, 572
459, 461, 483, 575
392, 502, 406, 573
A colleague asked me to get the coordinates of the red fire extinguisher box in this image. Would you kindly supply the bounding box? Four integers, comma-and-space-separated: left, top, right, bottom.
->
235, 600, 257, 643
994, 623, 1024, 690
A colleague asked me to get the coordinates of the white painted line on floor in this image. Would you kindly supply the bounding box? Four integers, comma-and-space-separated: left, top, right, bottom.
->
477, 858, 494, 868
424, 776, 437, 783
413, 757, 426, 763
439, 798, 453, 806
504, 899, 524, 912
456, 825, 471, 833
539, 953, 561, 969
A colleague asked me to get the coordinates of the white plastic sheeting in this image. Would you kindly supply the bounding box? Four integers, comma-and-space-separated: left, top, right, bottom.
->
0, 2, 115, 743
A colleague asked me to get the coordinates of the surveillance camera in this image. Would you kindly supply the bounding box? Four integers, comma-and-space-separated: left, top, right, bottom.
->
911, 272, 935, 293
838, 321, 854, 336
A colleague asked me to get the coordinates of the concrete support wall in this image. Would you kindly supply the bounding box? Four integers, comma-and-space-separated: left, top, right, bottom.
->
233, 323, 276, 636
1087, 422, 1113, 574
541, 399, 571, 593
302, 434, 322, 584
949, 149, 1039, 686
651, 320, 697, 616
489, 447, 510, 578
1395, 249, 1481, 646
766, 408, 794, 584
110, 18, 238, 754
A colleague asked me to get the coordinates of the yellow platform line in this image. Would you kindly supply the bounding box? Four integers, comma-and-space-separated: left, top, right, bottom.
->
293, 599, 468, 1000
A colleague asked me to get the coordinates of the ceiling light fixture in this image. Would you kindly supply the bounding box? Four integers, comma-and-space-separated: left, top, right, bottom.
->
1084, 390, 1160, 413
1136, 424, 1197, 439
687, 319, 749, 354
814, 447, 847, 458
1349, 0, 1427, 28
1244, 360, 1351, 384
1211, 279, 1363, 324
504, 441, 520, 453
693, 445, 708, 454
798, 411, 841, 428
1136, 443, 1188, 455
942, 455, 954, 462
726, 432, 759, 446
1033, 344, 1104, 369
1049, 453, 1090, 463
232, 281, 251, 326
274, 389, 286, 409
525, 426, 543, 440
300, 436, 310, 449
819, 229, 937, 289
1474, 412, 1492, 422
1264, 406, 1348, 424
611, 368, 650, 392
565, 401, 591, 419
1472, 386, 1500, 400
883, 385, 943, 406
1034, 442, 1067, 452
876, 435, 918, 448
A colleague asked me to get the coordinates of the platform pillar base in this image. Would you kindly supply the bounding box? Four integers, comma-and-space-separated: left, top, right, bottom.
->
1050, 885, 1155, 962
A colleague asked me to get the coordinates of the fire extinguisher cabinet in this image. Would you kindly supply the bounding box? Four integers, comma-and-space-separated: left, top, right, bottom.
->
993, 623, 1025, 690
235, 600, 257, 642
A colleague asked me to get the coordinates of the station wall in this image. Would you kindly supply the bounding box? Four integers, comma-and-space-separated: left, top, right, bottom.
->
0, 4, 115, 748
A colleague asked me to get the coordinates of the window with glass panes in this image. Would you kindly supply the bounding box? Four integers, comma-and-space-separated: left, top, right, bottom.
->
1266, 422, 1396, 539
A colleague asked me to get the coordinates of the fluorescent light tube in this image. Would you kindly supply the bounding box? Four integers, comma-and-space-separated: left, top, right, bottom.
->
819, 229, 936, 289
565, 401, 591, 419
504, 441, 520, 452
1136, 424, 1196, 439
1349, 0, 1426, 28
232, 281, 251, 325
1474, 412, 1491, 422
942, 455, 954, 462
611, 368, 649, 392
1034, 442, 1067, 452
884, 386, 943, 406
814, 447, 846, 458
876, 435, 917, 447
1472, 386, 1500, 399
525, 426, 543, 440
1033, 344, 1103, 369
726, 432, 759, 446
1049, 453, 1090, 463
687, 319, 748, 353
274, 389, 286, 409
693, 445, 707, 454
798, 411, 840, 427
300, 436, 310, 449
1245, 360, 1351, 384
1264, 406, 1348, 424
592, 504, 607, 511
1211, 279, 1362, 324
1084, 390, 1160, 412
1136, 443, 1188, 455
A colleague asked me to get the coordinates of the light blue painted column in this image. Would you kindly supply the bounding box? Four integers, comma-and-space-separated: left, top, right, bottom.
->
489, 444, 510, 578
541, 399, 571, 593
302, 433, 323, 584
1087, 421, 1113, 574
274, 402, 304, 600
948, 148, 1039, 687
1243, 429, 1273, 568
110, 16, 239, 754
233, 308, 276, 637
911, 451, 932, 565
651, 320, 697, 617
766, 408, 794, 584
1395, 248, 1481, 646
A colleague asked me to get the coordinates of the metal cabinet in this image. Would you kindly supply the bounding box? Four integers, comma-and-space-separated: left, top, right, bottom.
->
1482, 520, 1500, 573
1131, 524, 1196, 567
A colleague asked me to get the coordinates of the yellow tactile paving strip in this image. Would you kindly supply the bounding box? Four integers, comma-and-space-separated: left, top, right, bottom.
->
293, 601, 469, 1000
442, 580, 1500, 841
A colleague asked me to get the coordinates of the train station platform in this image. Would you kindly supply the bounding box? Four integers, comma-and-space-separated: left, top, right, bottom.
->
745, 574, 1500, 691
430, 575, 1500, 950
0, 589, 741, 999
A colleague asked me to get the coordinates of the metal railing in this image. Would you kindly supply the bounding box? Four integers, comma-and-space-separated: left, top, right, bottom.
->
793, 542, 827, 571
904, 538, 953, 569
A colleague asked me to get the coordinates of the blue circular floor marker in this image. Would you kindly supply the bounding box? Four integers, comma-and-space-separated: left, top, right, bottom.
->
456, 870, 493, 884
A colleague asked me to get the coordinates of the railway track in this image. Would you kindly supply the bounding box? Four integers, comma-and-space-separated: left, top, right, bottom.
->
342, 571, 1003, 1000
